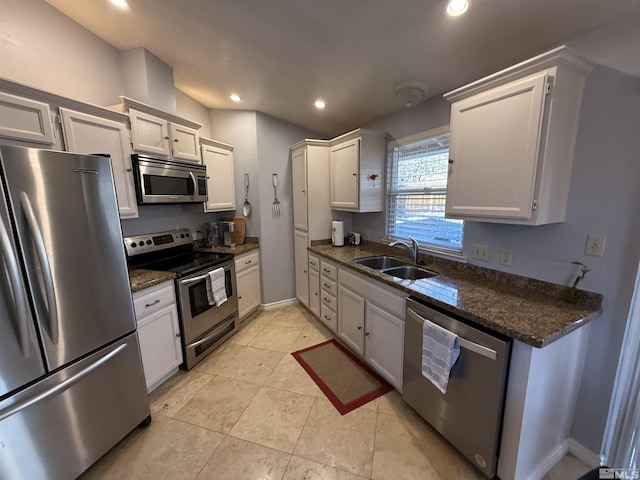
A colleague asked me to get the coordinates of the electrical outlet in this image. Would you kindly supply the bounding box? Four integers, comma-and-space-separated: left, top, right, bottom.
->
585, 234, 606, 257
500, 248, 513, 267
472, 243, 490, 261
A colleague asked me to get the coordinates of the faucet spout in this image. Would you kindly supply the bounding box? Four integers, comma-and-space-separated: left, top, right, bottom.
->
388, 237, 419, 264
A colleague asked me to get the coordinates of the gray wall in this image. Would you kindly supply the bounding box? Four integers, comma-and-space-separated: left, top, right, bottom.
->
358, 66, 640, 453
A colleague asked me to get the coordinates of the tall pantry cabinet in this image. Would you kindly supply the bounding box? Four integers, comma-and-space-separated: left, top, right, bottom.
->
291, 140, 332, 307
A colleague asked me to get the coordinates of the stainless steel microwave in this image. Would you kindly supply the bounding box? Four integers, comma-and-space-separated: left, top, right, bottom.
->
131, 154, 208, 204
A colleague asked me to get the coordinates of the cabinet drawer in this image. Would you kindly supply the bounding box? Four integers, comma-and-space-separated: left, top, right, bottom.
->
320, 304, 337, 332
320, 260, 337, 281
235, 250, 260, 274
320, 277, 337, 296
308, 254, 320, 272
321, 291, 337, 312
133, 281, 175, 319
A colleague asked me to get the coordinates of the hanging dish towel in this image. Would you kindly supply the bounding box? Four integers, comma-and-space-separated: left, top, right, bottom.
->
206, 268, 227, 306
422, 318, 460, 394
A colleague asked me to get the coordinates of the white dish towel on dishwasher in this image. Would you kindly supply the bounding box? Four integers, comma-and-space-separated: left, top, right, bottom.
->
206, 268, 227, 306
422, 318, 460, 394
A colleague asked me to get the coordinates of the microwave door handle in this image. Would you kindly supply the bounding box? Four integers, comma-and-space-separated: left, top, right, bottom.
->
20, 192, 58, 345
188, 171, 196, 195
0, 218, 31, 357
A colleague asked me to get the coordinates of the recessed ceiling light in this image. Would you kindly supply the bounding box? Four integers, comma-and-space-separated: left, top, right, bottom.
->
229, 94, 241, 102
314, 100, 326, 110
109, 0, 129, 9
446, 0, 469, 16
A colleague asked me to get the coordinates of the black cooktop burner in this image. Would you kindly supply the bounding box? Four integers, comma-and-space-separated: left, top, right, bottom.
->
142, 251, 233, 278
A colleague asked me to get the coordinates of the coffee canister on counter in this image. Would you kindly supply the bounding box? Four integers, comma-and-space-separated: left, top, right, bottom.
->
331, 221, 344, 246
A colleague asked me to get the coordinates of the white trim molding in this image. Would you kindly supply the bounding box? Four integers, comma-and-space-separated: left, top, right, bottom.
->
568, 438, 601, 469
260, 298, 299, 311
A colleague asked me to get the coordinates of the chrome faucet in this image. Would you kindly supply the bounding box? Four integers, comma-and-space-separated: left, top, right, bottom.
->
389, 237, 419, 264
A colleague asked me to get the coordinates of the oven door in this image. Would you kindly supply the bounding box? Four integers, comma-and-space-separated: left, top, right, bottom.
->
134, 155, 207, 204
177, 261, 239, 344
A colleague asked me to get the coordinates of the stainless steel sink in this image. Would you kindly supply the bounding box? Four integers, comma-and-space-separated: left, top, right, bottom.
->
354, 256, 407, 269
380, 265, 438, 280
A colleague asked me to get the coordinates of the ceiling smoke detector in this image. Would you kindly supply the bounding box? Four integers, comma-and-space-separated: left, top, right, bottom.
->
394, 81, 429, 108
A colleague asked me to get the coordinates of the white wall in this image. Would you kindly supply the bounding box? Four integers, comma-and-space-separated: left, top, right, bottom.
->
176, 89, 212, 138
359, 66, 640, 454
0, 0, 125, 106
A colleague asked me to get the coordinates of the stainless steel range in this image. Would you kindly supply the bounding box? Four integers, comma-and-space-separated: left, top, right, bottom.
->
125, 229, 238, 369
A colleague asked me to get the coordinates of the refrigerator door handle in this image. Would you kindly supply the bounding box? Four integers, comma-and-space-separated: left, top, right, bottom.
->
0, 343, 128, 422
20, 191, 59, 344
0, 218, 31, 357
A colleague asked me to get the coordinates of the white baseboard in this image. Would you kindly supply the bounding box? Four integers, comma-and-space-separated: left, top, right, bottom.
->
522, 441, 569, 480
260, 298, 299, 311
568, 438, 600, 469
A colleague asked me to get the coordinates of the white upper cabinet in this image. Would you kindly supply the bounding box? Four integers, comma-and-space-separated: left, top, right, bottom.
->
60, 107, 139, 219
168, 122, 200, 162
129, 109, 171, 157
444, 46, 593, 225
0, 91, 55, 145
185, 138, 236, 213
291, 140, 331, 237
329, 129, 386, 213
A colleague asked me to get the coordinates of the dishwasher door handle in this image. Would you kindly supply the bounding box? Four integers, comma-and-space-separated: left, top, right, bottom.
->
456, 337, 498, 361
407, 307, 498, 361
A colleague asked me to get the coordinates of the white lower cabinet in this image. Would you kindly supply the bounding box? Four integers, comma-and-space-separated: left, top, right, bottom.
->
309, 267, 320, 317
294, 231, 309, 306
338, 267, 407, 390
235, 250, 261, 321
132, 281, 183, 392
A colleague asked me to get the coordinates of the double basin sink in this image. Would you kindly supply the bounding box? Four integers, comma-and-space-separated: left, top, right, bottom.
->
354, 256, 438, 280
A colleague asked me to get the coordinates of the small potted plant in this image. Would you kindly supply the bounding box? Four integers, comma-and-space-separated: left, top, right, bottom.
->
563, 261, 590, 304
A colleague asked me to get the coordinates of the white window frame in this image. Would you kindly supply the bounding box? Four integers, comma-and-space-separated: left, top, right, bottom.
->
385, 125, 464, 257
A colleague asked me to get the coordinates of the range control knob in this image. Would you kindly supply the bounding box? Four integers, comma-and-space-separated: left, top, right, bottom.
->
138, 241, 144, 247
186, 233, 190, 237
180, 234, 185, 238
130, 242, 137, 248
146, 240, 152, 245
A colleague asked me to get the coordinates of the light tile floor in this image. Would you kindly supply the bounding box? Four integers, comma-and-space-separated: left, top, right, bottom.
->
81, 304, 590, 480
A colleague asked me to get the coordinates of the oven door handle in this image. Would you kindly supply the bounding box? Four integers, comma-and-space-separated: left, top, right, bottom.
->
190, 317, 234, 348
180, 267, 229, 287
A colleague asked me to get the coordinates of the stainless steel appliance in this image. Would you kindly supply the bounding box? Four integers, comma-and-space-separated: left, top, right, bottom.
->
204, 221, 235, 247
0, 146, 150, 480
403, 297, 511, 478
131, 153, 208, 204
125, 229, 239, 369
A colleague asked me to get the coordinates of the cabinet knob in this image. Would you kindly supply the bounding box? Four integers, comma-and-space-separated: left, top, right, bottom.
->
164, 136, 170, 140
238, 296, 242, 299
357, 326, 362, 330
448, 158, 454, 164
174, 138, 179, 142
175, 333, 180, 338
352, 173, 357, 176
365, 332, 370, 336
126, 168, 133, 172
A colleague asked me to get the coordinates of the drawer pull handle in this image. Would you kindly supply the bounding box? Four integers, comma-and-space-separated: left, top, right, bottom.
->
145, 299, 161, 308
323, 283, 330, 288
323, 268, 330, 273
324, 315, 331, 321
245, 260, 252, 265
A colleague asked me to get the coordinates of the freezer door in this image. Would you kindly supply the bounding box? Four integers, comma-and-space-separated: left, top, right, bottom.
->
0, 146, 137, 370
0, 332, 150, 480
0, 183, 45, 397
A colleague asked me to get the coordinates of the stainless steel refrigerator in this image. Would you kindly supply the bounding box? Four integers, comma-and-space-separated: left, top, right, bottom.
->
0, 145, 150, 479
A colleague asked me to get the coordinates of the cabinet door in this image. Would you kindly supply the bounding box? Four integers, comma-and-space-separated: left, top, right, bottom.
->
137, 304, 183, 392
129, 109, 170, 157
292, 148, 308, 231
169, 123, 201, 163
294, 230, 309, 306
60, 108, 139, 219
0, 91, 55, 145
338, 285, 365, 356
202, 144, 235, 211
365, 302, 404, 391
237, 265, 261, 319
446, 72, 548, 220
330, 139, 359, 210
309, 268, 320, 317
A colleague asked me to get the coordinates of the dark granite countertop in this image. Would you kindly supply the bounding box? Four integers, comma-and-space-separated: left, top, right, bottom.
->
129, 269, 176, 293
196, 237, 259, 256
309, 242, 603, 348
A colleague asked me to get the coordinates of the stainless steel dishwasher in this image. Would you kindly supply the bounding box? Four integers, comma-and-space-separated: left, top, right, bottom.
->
403, 297, 511, 478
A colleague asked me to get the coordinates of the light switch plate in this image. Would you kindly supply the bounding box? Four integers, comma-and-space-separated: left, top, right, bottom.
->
585, 234, 606, 257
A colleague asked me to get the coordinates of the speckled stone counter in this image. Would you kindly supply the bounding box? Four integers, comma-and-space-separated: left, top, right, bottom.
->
196, 237, 259, 256
309, 242, 603, 348
129, 269, 176, 293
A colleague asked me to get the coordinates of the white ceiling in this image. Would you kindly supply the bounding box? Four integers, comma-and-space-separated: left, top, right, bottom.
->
45, 0, 640, 136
